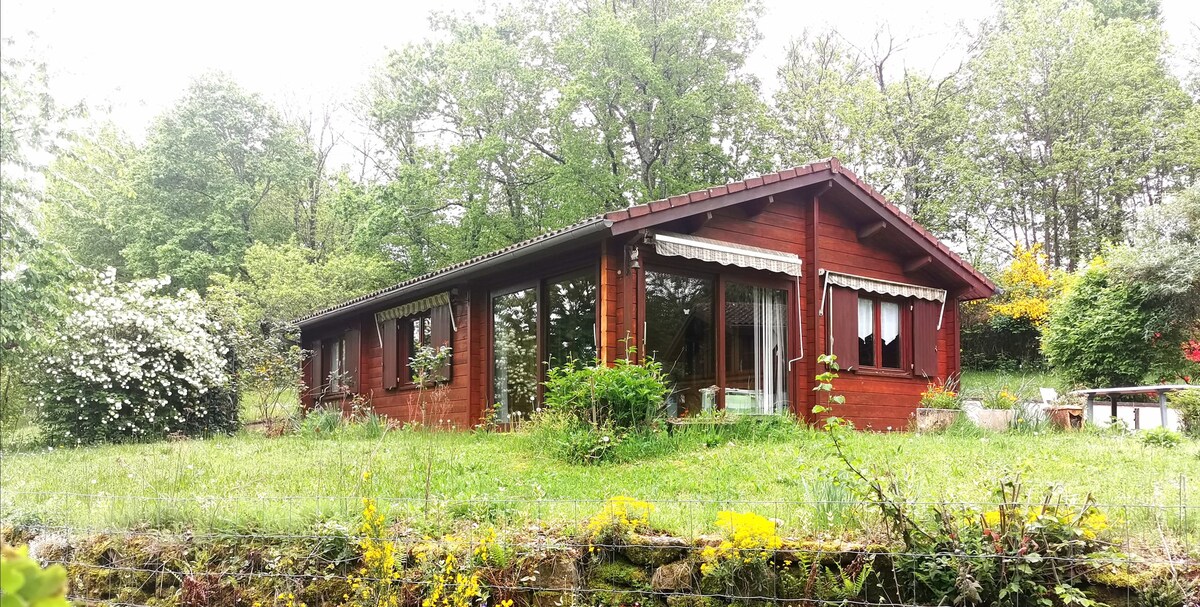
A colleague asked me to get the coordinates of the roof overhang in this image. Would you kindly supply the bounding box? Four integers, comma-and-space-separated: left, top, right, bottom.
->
296, 218, 613, 328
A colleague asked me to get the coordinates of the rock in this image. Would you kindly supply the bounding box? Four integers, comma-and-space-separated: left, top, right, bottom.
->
589, 559, 651, 589
624, 535, 689, 567
651, 561, 697, 593
666, 596, 726, 607
532, 591, 573, 607
533, 555, 581, 590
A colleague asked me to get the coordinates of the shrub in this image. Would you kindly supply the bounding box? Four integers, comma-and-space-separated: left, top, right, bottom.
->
1042, 261, 1157, 387
1138, 427, 1182, 448
0, 543, 70, 607
1168, 389, 1200, 438
585, 496, 655, 550
35, 271, 237, 444
981, 387, 1019, 410
543, 356, 670, 429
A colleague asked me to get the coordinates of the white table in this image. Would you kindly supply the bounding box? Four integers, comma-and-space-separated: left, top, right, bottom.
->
1070, 385, 1198, 428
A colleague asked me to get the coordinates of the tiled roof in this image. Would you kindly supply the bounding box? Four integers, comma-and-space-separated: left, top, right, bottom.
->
297, 158, 995, 325
295, 216, 609, 325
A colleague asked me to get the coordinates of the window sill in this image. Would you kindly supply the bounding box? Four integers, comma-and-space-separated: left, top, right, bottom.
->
852, 367, 913, 379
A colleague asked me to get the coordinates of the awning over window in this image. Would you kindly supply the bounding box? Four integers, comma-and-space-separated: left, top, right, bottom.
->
375, 292, 451, 323
650, 232, 802, 277
824, 271, 946, 302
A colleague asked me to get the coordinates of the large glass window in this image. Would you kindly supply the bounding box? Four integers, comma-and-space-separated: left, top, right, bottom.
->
493, 288, 539, 423
725, 283, 789, 415
645, 271, 715, 417
546, 272, 597, 366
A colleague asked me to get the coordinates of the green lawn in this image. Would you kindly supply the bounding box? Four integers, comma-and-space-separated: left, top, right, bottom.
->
959, 369, 1064, 400
2, 423, 1196, 542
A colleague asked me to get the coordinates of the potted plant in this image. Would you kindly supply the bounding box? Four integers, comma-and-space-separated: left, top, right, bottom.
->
915, 381, 962, 432
975, 388, 1019, 431
1047, 392, 1086, 431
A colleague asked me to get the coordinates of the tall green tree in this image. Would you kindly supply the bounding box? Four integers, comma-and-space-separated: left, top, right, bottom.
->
118, 74, 313, 291
0, 37, 73, 416
365, 0, 772, 263
41, 123, 135, 272
968, 0, 1197, 269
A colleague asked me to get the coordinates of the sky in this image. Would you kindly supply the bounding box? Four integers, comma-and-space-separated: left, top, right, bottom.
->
2, 0, 1198, 149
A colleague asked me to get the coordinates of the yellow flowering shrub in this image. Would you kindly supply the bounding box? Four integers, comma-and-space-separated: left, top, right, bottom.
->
698, 511, 783, 576
586, 496, 655, 550
419, 549, 483, 607
989, 244, 1062, 326
342, 497, 401, 607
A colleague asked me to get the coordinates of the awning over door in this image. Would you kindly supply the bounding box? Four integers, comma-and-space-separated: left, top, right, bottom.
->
823, 271, 946, 302
375, 292, 451, 323
650, 232, 803, 276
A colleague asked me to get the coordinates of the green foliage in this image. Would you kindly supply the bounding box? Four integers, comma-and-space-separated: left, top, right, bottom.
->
116, 73, 313, 292
1137, 427, 1182, 449
542, 356, 671, 429
1167, 390, 1200, 438
1137, 575, 1197, 607
1042, 262, 1156, 387
0, 543, 70, 607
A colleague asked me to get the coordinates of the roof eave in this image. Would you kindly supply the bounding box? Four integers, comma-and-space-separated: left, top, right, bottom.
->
296, 218, 613, 329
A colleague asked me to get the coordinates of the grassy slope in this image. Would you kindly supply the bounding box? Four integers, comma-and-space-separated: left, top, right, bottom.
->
3, 425, 1196, 539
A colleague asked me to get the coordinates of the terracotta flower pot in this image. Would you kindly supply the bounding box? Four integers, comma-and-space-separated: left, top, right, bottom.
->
1048, 406, 1085, 431
915, 408, 959, 432
975, 409, 1015, 431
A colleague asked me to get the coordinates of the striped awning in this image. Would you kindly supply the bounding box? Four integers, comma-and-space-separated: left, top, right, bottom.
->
375, 292, 451, 323
651, 232, 802, 277
824, 271, 946, 302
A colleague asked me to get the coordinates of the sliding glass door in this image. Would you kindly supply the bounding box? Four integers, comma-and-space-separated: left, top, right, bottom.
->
492, 270, 598, 422
645, 269, 791, 417
724, 283, 789, 414
644, 271, 716, 417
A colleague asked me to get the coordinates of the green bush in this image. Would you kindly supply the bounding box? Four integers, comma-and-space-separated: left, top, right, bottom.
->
1138, 427, 1182, 448
1042, 263, 1155, 387
1168, 390, 1200, 438
542, 356, 670, 429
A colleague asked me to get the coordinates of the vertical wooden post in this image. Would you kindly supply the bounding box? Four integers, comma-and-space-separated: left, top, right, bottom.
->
1158, 391, 1169, 428
715, 275, 726, 411
1110, 394, 1118, 423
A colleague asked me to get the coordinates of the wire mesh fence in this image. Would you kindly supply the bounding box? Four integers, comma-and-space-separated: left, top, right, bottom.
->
3, 490, 1196, 607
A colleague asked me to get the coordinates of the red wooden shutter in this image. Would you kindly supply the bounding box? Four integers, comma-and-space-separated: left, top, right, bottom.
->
310, 339, 324, 394
430, 304, 453, 382
382, 318, 398, 390
828, 287, 859, 370
344, 329, 361, 392
913, 299, 940, 378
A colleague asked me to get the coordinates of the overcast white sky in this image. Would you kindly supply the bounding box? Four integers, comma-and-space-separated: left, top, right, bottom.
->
3, 0, 1198, 147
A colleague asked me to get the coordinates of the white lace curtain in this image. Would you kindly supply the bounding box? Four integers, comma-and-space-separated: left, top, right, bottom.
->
753, 287, 788, 414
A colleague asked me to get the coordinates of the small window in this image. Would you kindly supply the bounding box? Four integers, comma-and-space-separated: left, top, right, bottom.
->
404, 311, 433, 383
856, 296, 903, 371
323, 335, 348, 390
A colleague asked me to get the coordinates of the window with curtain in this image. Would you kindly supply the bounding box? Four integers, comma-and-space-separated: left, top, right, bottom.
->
724, 283, 788, 415
856, 296, 903, 370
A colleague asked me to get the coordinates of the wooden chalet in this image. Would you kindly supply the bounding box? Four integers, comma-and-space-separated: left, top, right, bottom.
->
297, 158, 996, 430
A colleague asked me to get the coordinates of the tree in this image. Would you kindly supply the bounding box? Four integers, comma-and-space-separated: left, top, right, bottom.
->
772, 28, 989, 258
1042, 260, 1154, 387
41, 123, 135, 272
0, 37, 73, 418
364, 0, 772, 263
118, 74, 313, 291
968, 0, 1197, 269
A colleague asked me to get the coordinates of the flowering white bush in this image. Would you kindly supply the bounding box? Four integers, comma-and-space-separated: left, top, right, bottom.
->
36, 269, 238, 443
